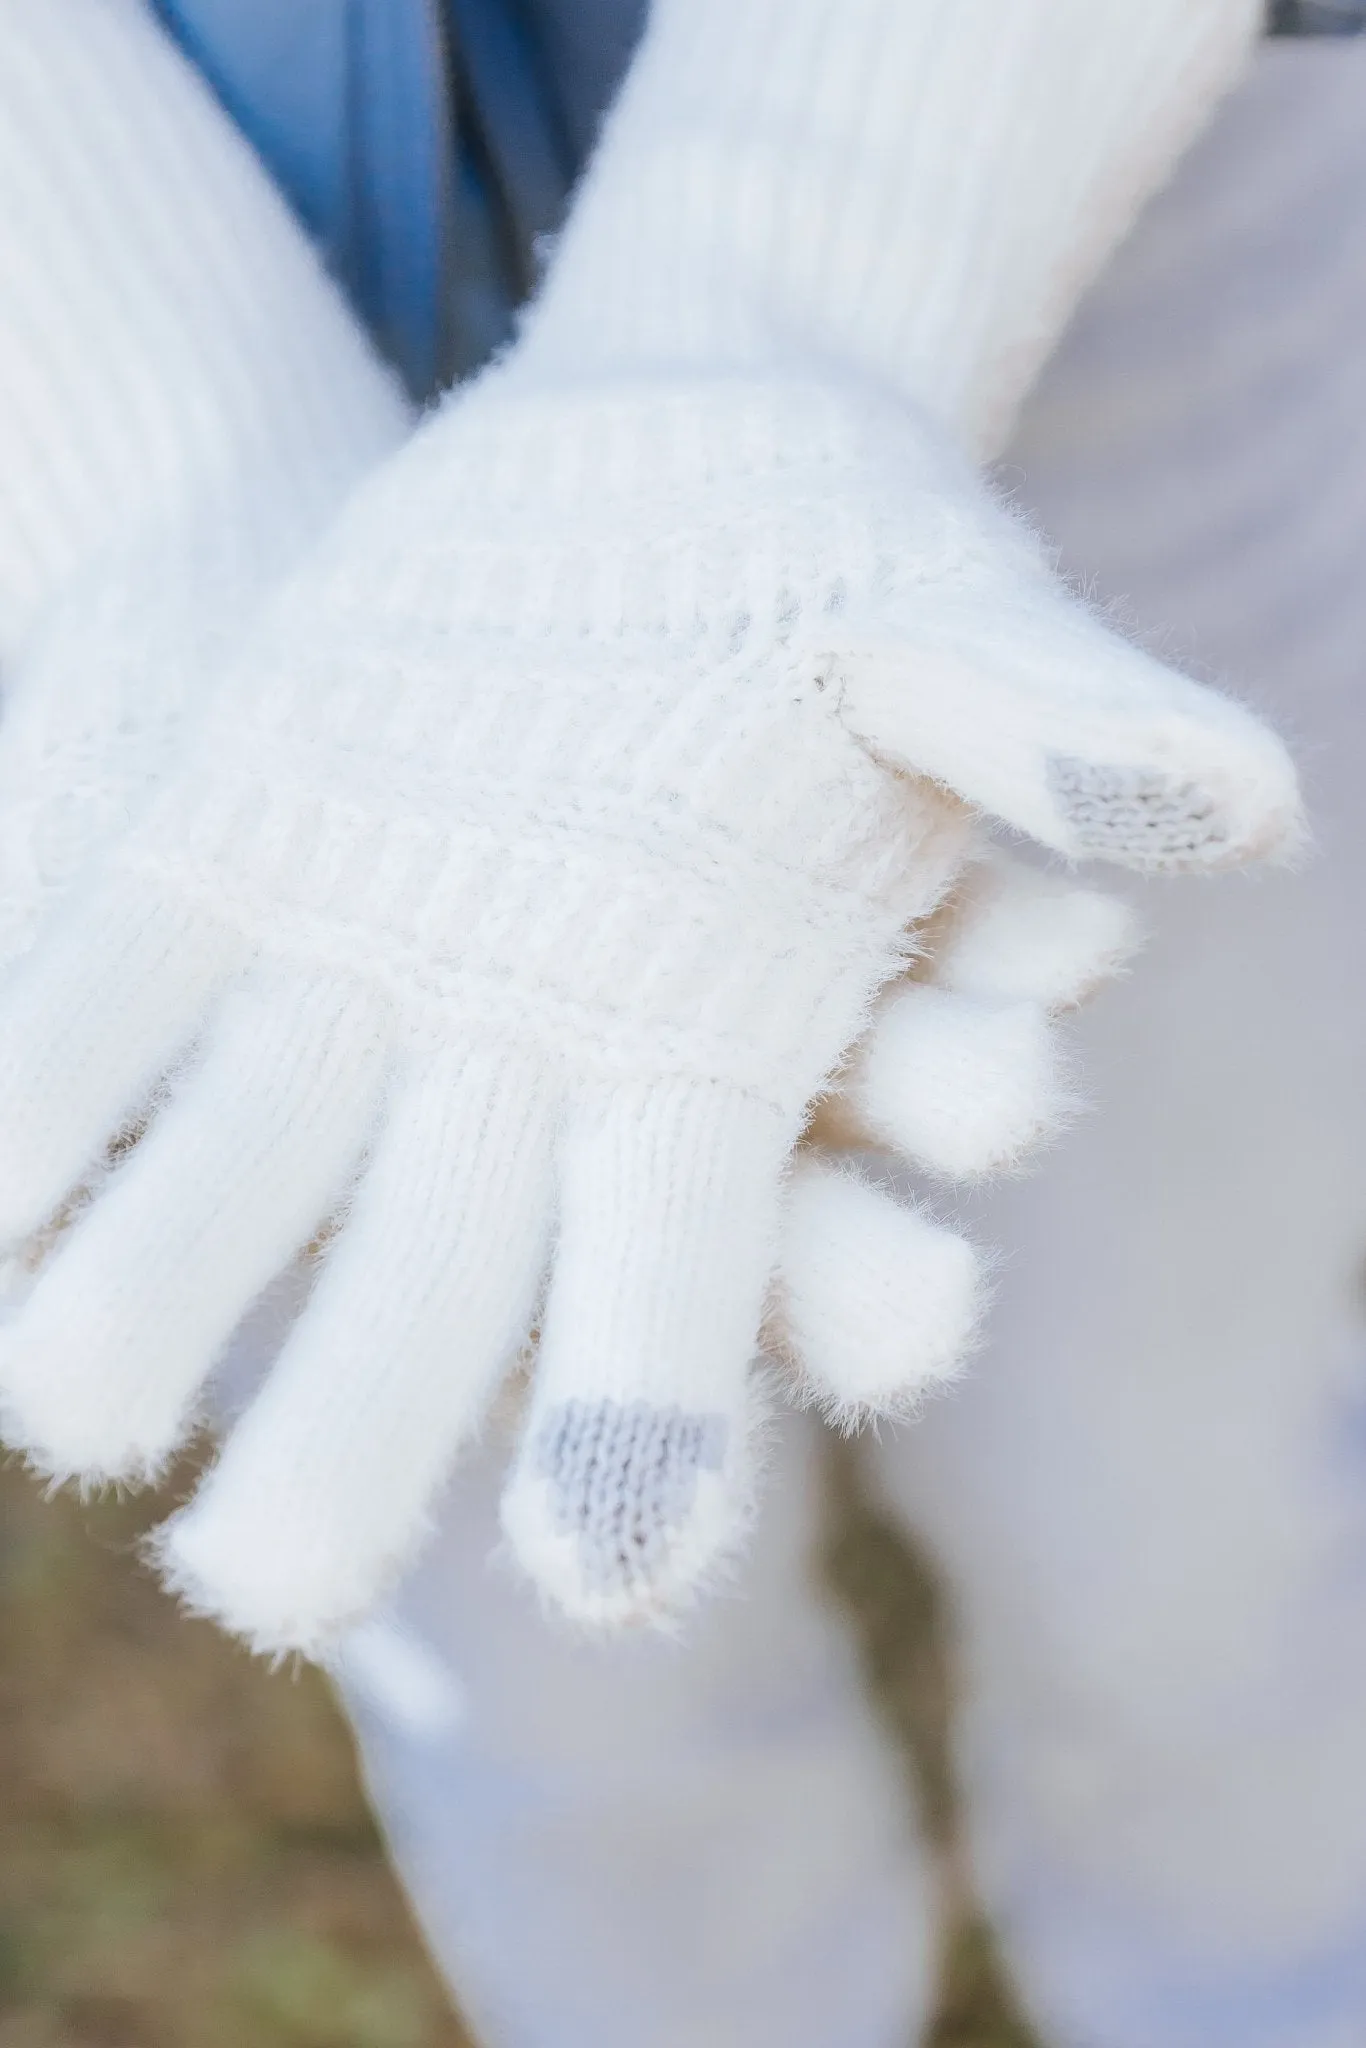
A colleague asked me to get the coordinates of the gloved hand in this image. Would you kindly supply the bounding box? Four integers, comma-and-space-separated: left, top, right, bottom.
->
0, 364, 1295, 1647
0, 0, 1294, 1646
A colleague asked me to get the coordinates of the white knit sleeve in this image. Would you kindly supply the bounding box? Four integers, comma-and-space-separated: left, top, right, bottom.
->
0, 0, 410, 957
0, 0, 408, 655
518, 0, 1262, 453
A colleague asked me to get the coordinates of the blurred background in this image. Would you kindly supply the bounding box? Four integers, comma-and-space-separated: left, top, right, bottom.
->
0, 1440, 1035, 2047
0, 1452, 471, 2048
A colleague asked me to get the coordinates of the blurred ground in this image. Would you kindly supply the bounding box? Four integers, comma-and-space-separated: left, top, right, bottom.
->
823, 1436, 1041, 2048
0, 1439, 1037, 2048
0, 1460, 471, 2048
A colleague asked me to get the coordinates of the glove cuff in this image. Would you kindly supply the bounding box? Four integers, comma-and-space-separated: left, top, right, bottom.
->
517, 0, 1260, 454
0, 0, 409, 650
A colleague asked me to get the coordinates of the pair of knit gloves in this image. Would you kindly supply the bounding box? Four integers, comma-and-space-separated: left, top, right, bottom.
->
0, 0, 1287, 1652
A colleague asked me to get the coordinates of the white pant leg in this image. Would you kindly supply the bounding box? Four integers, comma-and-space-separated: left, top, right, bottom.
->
336, 1412, 935, 2048
879, 42, 1366, 2048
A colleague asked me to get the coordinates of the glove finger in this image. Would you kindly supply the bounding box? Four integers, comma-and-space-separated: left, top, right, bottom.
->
0, 971, 388, 1483
840, 982, 1071, 1180
774, 1156, 983, 1421
837, 580, 1302, 871
0, 880, 238, 1241
809, 854, 1137, 1173
153, 1039, 557, 1658
501, 1077, 786, 1630
920, 850, 1141, 1008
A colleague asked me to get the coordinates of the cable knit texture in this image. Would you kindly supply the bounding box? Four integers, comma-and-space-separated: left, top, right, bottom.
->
121, 375, 979, 1111
0, 0, 1299, 1650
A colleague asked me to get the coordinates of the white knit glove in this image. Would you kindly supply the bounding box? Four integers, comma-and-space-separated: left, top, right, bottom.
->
0, 356, 1295, 1647
0, 0, 1288, 1650
0, 0, 1037, 1619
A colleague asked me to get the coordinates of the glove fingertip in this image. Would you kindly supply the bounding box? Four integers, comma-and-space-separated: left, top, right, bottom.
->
1045, 704, 1306, 874
151, 1476, 382, 1663
0, 1321, 182, 1489
934, 857, 1143, 1010
857, 986, 1072, 1181
499, 1384, 766, 1632
779, 1162, 985, 1424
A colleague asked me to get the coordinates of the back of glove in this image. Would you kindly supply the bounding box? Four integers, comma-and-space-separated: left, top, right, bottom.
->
0, 363, 1297, 1648
0, 0, 1298, 1651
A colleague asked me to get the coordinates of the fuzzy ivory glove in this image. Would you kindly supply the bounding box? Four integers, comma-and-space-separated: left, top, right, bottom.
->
0, 0, 1294, 1651
0, 363, 1296, 1648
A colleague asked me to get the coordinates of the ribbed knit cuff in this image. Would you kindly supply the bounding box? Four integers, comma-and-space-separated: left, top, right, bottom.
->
516, 0, 1261, 455
0, 0, 408, 650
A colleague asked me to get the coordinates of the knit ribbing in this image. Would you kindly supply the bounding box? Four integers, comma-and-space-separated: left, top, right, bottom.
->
0, 0, 408, 652
0, 0, 411, 958
517, 0, 1261, 454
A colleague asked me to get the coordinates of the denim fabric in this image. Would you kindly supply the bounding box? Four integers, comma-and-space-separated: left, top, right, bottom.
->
152, 0, 645, 398
1269, 2, 1366, 34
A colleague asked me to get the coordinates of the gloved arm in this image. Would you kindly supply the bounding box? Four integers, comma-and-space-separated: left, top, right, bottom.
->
0, 0, 411, 956
508, 0, 1287, 869
516, 0, 1276, 1445
0, 0, 1294, 1651
521, 0, 1263, 456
